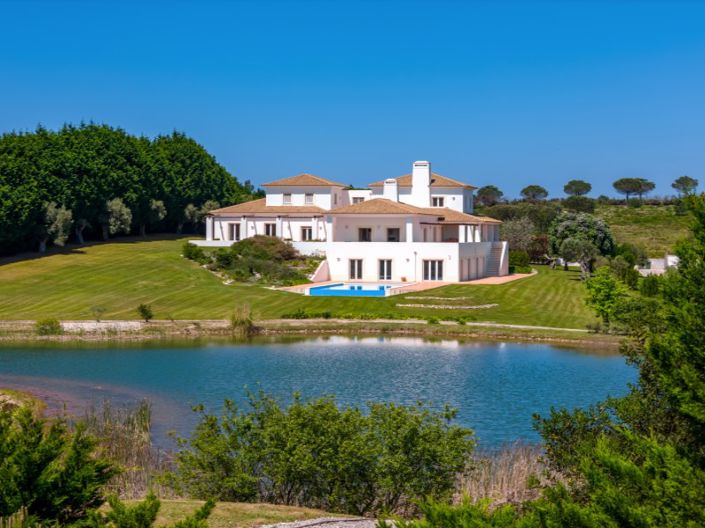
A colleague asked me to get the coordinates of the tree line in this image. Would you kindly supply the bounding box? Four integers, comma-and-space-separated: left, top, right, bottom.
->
476, 175, 698, 207
0, 123, 260, 255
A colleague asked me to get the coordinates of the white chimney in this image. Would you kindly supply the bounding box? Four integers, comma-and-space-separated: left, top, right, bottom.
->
383, 178, 398, 201
410, 160, 431, 207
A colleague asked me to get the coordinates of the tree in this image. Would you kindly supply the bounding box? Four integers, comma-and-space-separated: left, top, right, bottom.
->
0, 124, 255, 255
139, 199, 167, 237
475, 185, 504, 207
613, 177, 655, 202
635, 178, 655, 200
0, 407, 116, 524
179, 204, 199, 234
500, 216, 535, 252
612, 177, 641, 201
520, 185, 548, 202
563, 179, 592, 196
559, 237, 599, 278
672, 175, 698, 197
137, 303, 154, 322
36, 202, 73, 253
548, 211, 615, 258
169, 391, 474, 516
100, 198, 132, 240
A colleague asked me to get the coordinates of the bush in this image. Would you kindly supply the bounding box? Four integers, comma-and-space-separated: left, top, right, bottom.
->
426, 316, 440, 325
508, 250, 530, 268
639, 274, 661, 296
563, 195, 595, 213
34, 318, 63, 335
182, 242, 209, 264
168, 391, 475, 516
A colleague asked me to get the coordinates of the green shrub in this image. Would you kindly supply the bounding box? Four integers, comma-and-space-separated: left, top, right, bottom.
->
563, 195, 595, 214
34, 318, 63, 335
509, 250, 530, 268
182, 242, 209, 264
639, 274, 661, 296
168, 391, 474, 516
426, 316, 440, 325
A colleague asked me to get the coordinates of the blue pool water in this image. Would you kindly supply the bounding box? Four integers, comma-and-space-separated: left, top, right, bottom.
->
0, 337, 635, 447
309, 282, 397, 297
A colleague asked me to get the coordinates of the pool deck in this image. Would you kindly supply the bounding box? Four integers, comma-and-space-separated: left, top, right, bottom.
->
277, 271, 536, 296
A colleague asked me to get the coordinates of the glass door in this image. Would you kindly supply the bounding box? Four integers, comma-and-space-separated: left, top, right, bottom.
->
379, 259, 392, 280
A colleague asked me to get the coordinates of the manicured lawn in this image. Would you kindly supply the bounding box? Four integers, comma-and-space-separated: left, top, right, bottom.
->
596, 204, 692, 256
132, 499, 328, 528
0, 236, 597, 329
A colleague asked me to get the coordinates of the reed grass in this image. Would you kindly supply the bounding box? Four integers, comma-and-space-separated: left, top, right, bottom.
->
458, 442, 554, 506
81, 400, 174, 499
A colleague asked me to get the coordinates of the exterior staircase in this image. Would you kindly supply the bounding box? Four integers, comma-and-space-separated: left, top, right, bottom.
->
486, 242, 508, 276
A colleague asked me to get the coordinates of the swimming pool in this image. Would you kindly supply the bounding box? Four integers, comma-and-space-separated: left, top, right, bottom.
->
308, 282, 402, 297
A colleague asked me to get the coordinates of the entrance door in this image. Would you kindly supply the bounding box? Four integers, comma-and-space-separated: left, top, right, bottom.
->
379, 259, 392, 280
228, 224, 240, 241
423, 260, 444, 281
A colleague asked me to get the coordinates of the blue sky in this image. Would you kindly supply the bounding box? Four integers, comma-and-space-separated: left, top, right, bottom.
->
1, 0, 704, 198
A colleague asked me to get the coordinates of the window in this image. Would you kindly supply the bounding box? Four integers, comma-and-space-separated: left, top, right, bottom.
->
379, 259, 392, 280
352, 197, 365, 204
386, 228, 400, 242
423, 260, 444, 281
228, 223, 240, 241
349, 259, 363, 280
432, 197, 445, 207
283, 193, 292, 204
358, 228, 372, 242
305, 193, 314, 205
265, 223, 277, 237
301, 226, 313, 241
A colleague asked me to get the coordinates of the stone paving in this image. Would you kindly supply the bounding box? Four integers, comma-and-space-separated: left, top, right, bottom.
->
259, 518, 382, 528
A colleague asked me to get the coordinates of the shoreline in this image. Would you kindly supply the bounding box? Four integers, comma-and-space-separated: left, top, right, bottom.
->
0, 319, 621, 350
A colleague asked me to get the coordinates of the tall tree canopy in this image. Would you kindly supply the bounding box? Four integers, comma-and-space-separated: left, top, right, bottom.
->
475, 185, 504, 207
613, 177, 655, 201
563, 179, 592, 196
520, 184, 548, 202
0, 124, 258, 255
672, 175, 698, 196
548, 211, 615, 257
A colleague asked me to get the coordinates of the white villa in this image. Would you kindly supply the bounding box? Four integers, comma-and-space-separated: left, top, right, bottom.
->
194, 161, 508, 283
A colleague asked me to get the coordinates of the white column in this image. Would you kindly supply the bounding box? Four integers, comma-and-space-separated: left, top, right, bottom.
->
325, 215, 333, 241
240, 216, 247, 240
458, 224, 466, 243
474, 226, 481, 242
276, 216, 283, 238
312, 216, 319, 240
206, 217, 214, 240
405, 219, 414, 242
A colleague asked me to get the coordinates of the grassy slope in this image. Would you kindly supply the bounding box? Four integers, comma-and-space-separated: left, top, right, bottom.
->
0, 236, 596, 328
135, 500, 327, 528
595, 204, 691, 256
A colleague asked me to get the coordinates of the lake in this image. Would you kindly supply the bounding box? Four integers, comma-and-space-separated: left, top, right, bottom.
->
0, 336, 635, 447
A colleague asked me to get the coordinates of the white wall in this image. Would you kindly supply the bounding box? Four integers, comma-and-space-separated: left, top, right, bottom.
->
265, 186, 344, 210
325, 242, 461, 282
346, 189, 372, 204
330, 216, 413, 242
211, 216, 326, 242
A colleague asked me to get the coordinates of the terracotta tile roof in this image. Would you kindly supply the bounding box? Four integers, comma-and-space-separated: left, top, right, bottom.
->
209, 198, 326, 215
262, 173, 348, 187
329, 199, 500, 224
368, 172, 476, 189
420, 208, 502, 224
329, 199, 438, 216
